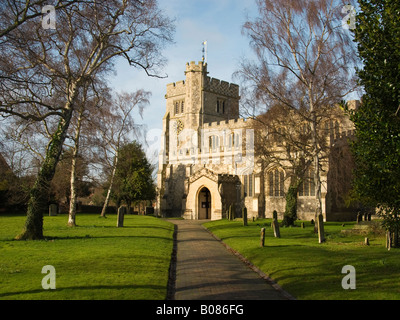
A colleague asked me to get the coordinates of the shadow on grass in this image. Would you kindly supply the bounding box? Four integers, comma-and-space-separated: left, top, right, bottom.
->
1, 233, 174, 242
0, 284, 166, 299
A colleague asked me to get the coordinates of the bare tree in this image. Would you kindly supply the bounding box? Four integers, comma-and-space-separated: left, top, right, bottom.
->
66, 80, 107, 227
92, 90, 150, 218
238, 0, 358, 217
0, 1, 81, 39
0, 1, 174, 239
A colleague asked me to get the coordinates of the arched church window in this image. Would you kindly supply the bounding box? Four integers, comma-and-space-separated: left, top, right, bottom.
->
268, 169, 284, 197
244, 173, 253, 197
298, 168, 316, 197
234, 133, 240, 149
268, 169, 285, 197
209, 135, 219, 151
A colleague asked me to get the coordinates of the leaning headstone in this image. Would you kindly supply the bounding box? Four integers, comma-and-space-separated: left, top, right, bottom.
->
365, 237, 370, 246
229, 203, 235, 221
260, 227, 266, 247
117, 206, 126, 228
301, 222, 305, 229
272, 218, 281, 238
242, 207, 248, 226
49, 204, 57, 216
356, 212, 362, 224
317, 212, 325, 243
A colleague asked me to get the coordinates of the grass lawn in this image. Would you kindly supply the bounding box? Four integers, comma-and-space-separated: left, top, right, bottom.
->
203, 219, 400, 300
0, 213, 174, 300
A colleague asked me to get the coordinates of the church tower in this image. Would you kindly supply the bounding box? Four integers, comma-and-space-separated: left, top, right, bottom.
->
157, 61, 242, 218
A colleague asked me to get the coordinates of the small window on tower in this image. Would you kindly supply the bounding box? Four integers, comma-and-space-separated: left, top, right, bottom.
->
181, 101, 184, 113
216, 99, 226, 114
175, 102, 179, 115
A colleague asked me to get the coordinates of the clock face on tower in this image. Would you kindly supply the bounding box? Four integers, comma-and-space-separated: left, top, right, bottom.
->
174, 119, 184, 135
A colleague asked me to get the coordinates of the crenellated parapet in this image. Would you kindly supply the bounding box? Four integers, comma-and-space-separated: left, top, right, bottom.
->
204, 117, 250, 129
203, 77, 239, 98
166, 80, 186, 98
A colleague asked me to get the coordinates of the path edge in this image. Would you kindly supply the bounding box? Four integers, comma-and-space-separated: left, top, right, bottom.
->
166, 223, 177, 300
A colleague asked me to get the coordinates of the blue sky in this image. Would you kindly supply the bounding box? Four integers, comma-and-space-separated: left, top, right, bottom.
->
109, 0, 258, 159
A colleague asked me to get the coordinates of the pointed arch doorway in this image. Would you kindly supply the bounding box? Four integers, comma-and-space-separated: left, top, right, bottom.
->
198, 187, 211, 219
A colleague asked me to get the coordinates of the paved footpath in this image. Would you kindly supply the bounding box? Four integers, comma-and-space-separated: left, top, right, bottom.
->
169, 220, 294, 300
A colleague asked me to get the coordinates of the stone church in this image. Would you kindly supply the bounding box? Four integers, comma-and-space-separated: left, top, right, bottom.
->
156, 61, 357, 221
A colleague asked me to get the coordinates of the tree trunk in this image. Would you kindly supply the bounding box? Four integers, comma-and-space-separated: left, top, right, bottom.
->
68, 108, 84, 227
317, 211, 325, 243
100, 152, 118, 218
310, 111, 322, 212
16, 108, 74, 240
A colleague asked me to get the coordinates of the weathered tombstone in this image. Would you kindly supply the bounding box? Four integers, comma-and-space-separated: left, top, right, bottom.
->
367, 213, 372, 221
260, 227, 266, 247
386, 231, 392, 251
317, 212, 325, 243
242, 207, 248, 226
365, 237, 369, 246
301, 222, 305, 229
117, 206, 126, 228
356, 212, 362, 224
229, 203, 235, 221
49, 204, 57, 216
272, 218, 281, 238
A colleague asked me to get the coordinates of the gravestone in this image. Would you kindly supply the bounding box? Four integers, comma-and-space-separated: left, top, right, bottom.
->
260, 227, 265, 247
272, 219, 281, 238
386, 231, 392, 250
242, 207, 248, 226
228, 204, 235, 221
356, 212, 362, 224
317, 212, 325, 243
49, 204, 57, 216
117, 206, 126, 228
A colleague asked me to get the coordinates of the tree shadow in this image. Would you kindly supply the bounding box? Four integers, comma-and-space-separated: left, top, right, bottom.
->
0, 284, 166, 299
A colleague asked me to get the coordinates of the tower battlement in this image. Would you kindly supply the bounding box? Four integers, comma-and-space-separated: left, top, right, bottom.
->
204, 77, 239, 98
185, 60, 207, 74
205, 117, 250, 128
166, 80, 186, 98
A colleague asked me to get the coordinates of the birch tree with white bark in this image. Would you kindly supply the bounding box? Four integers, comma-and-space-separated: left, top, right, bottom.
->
93, 90, 150, 218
